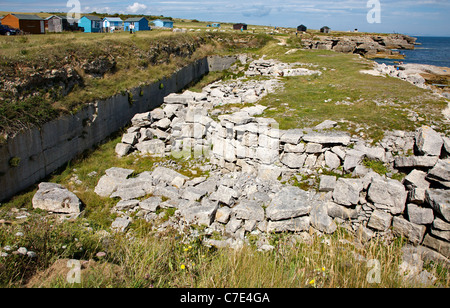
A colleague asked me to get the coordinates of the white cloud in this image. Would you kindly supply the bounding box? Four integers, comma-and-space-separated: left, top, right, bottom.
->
127, 2, 148, 13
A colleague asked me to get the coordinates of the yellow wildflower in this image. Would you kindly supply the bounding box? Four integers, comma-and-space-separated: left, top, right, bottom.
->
309, 279, 315, 285
180, 264, 186, 270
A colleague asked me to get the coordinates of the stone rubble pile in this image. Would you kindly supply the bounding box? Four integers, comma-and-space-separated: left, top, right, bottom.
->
31, 56, 450, 268
245, 58, 322, 77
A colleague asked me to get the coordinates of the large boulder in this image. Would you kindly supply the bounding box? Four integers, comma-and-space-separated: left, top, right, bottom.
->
425, 189, 450, 222
367, 178, 407, 215
415, 126, 443, 156
332, 178, 364, 206
266, 186, 313, 221
32, 183, 81, 214
310, 202, 337, 234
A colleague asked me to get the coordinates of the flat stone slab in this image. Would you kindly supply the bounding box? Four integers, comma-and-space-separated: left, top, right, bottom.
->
302, 132, 351, 146
266, 186, 313, 221
32, 183, 82, 214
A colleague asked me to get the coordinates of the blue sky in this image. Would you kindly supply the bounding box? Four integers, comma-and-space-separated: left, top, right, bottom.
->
1, 0, 449, 36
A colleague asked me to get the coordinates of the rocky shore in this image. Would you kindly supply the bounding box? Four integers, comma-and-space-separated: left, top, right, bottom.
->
302, 34, 417, 59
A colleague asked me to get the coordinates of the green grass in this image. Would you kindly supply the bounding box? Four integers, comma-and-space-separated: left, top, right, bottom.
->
251, 41, 449, 142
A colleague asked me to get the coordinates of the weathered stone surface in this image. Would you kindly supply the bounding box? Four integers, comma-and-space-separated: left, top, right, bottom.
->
408, 188, 427, 204
415, 126, 443, 156
139, 196, 162, 212
367, 209, 392, 231
115, 199, 139, 211
121, 133, 139, 145
131, 112, 152, 127
110, 186, 147, 201
324, 151, 341, 170
422, 234, 450, 258
427, 159, 450, 184
280, 153, 306, 169
215, 206, 232, 224
367, 178, 407, 215
394, 156, 438, 169
111, 216, 131, 233
151, 167, 188, 185
280, 129, 303, 144
343, 149, 365, 172
433, 217, 450, 231
407, 204, 434, 225
115, 143, 132, 157
105, 167, 134, 179
179, 202, 219, 226
425, 189, 450, 222
319, 175, 337, 192
94, 177, 121, 198
136, 140, 165, 155
302, 132, 351, 146
403, 169, 430, 190
267, 216, 310, 233
182, 187, 207, 201
32, 183, 81, 214
332, 178, 364, 206
327, 201, 358, 220
393, 216, 426, 245
233, 200, 265, 221
210, 185, 239, 206
266, 186, 313, 221
310, 202, 337, 234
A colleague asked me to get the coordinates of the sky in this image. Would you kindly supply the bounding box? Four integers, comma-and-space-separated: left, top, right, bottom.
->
0, 0, 449, 36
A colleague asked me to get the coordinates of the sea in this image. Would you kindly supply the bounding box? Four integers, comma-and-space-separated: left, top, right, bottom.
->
374, 36, 450, 68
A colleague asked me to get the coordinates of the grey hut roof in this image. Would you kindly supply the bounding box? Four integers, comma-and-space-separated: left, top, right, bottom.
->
321, 26, 330, 29
83, 15, 102, 21
12, 14, 43, 20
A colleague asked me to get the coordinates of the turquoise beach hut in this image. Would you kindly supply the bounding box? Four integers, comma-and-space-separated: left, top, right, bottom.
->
78, 15, 102, 33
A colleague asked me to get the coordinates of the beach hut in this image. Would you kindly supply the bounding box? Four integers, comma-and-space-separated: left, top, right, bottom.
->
103, 17, 123, 31
320, 26, 330, 33
78, 15, 102, 33
152, 19, 173, 29
45, 15, 72, 32
1, 14, 44, 34
297, 24, 307, 32
124, 17, 151, 32
233, 23, 247, 30
211, 23, 221, 28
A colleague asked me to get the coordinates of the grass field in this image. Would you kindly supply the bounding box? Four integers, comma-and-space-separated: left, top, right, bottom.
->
1, 25, 449, 288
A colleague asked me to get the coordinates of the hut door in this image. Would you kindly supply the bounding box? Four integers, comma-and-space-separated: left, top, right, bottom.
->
40, 20, 44, 33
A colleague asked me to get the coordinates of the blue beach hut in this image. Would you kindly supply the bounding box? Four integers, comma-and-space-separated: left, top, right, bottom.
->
78, 15, 102, 33
103, 17, 123, 30
152, 19, 174, 29
124, 17, 150, 32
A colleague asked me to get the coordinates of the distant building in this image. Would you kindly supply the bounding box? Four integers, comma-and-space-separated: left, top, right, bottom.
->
78, 15, 102, 33
297, 24, 307, 32
233, 23, 247, 30
320, 26, 330, 34
45, 15, 75, 33
1, 14, 44, 34
152, 19, 173, 29
124, 17, 151, 32
211, 23, 221, 28
103, 17, 123, 31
